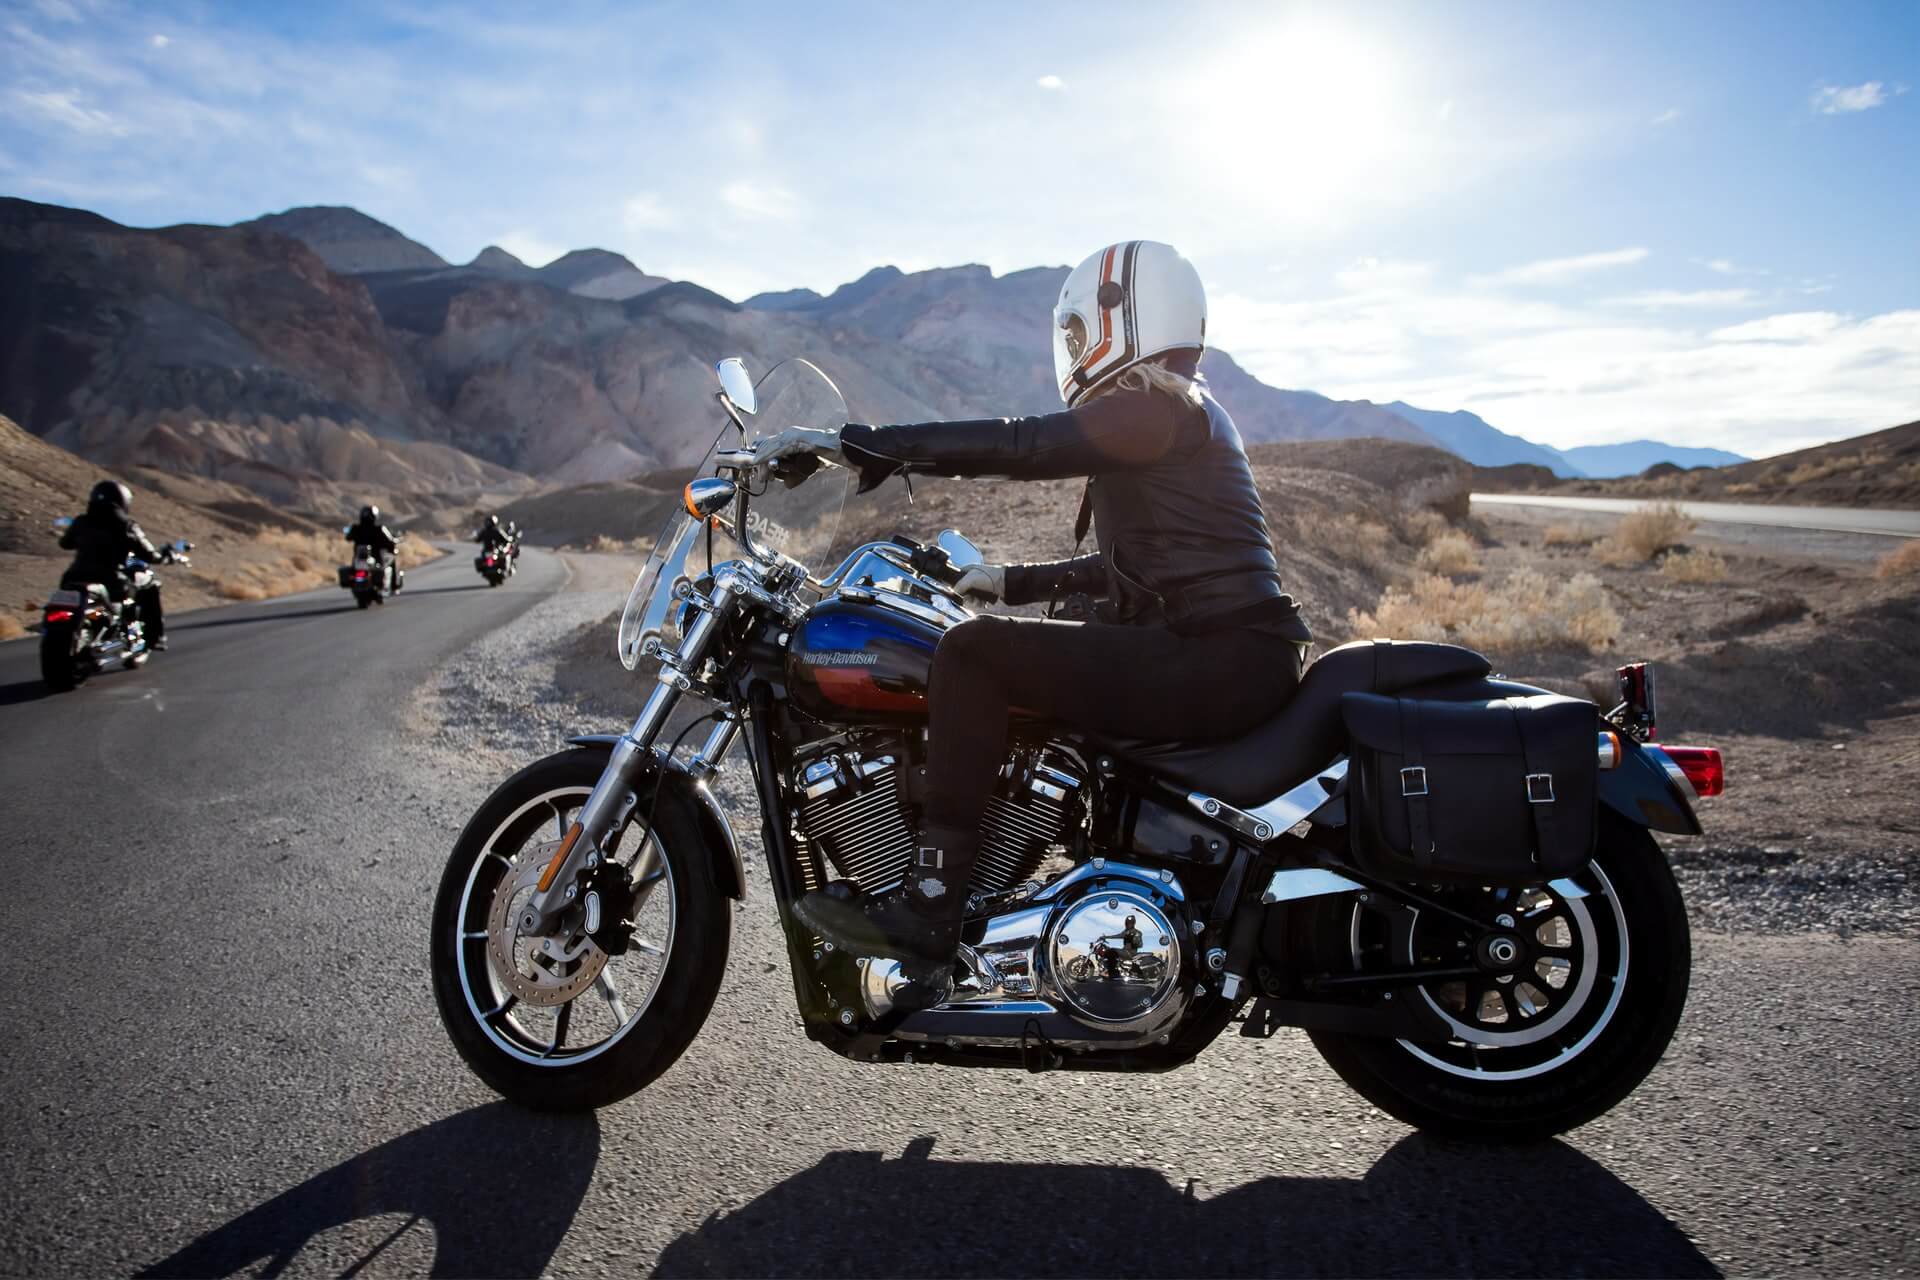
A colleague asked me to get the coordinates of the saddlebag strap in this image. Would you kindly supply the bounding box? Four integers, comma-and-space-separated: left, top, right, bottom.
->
1511, 700, 1560, 866
1397, 698, 1434, 868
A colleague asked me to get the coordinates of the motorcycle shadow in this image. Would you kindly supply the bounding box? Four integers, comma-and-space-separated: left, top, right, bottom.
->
136, 1102, 599, 1279
174, 605, 360, 631
656, 1132, 1718, 1279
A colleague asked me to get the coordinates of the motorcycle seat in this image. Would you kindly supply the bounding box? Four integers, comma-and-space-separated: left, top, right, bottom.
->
1093, 639, 1492, 808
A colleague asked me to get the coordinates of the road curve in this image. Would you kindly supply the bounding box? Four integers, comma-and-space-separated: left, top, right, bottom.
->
1471, 492, 1920, 538
0, 545, 1914, 1277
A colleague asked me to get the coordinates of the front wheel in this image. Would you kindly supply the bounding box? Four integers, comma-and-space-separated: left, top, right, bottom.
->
1307, 815, 1690, 1142
430, 747, 731, 1110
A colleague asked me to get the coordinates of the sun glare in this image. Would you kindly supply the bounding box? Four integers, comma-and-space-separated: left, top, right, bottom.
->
1172, 21, 1400, 225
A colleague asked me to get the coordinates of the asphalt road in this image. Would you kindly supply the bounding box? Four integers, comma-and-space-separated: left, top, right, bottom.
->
1472, 492, 1920, 539
1, 547, 1914, 1278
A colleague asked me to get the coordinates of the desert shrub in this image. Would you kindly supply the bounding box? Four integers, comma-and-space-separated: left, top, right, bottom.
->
0, 614, 27, 642
586, 534, 629, 554
1298, 513, 1397, 580
1396, 507, 1450, 547
1349, 570, 1620, 653
1416, 530, 1480, 576
1542, 524, 1591, 548
217, 581, 269, 602
1660, 548, 1728, 584
1877, 540, 1920, 580
1596, 502, 1694, 565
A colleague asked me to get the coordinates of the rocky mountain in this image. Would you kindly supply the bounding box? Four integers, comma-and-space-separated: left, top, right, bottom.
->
1562, 419, 1918, 507
1557, 440, 1747, 477
0, 196, 1774, 514
1384, 401, 1576, 475
241, 206, 447, 274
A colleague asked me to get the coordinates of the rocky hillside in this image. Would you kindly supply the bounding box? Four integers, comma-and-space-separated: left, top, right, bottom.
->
1556, 420, 1920, 508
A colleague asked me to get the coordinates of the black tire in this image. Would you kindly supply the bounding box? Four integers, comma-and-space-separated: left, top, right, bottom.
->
1306, 815, 1690, 1142
39, 622, 85, 692
356, 593, 373, 609
430, 747, 731, 1111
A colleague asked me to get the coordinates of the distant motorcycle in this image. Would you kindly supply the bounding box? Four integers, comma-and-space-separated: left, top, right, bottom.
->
339, 532, 404, 608
40, 519, 190, 692
476, 539, 517, 587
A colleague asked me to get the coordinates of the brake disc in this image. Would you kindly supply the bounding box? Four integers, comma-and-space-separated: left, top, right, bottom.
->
486, 840, 608, 1007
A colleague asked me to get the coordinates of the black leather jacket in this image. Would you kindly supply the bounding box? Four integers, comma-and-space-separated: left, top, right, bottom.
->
60, 507, 162, 588
839, 366, 1309, 638
347, 520, 399, 555
475, 525, 512, 551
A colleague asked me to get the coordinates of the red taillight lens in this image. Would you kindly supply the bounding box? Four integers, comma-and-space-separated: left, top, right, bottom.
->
1659, 746, 1724, 798
45, 609, 73, 623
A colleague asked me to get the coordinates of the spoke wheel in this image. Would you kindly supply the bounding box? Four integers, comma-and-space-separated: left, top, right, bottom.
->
1305, 815, 1690, 1141
431, 747, 730, 1110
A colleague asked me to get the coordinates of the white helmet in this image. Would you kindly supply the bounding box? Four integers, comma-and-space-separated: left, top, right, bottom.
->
1052, 240, 1207, 407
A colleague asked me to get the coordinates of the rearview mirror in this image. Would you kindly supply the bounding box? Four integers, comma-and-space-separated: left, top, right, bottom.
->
172, 540, 192, 553
52, 516, 72, 531
716, 357, 756, 415
935, 529, 984, 571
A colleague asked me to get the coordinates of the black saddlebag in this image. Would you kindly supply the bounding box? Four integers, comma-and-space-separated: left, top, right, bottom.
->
1341, 692, 1598, 883
336, 566, 354, 589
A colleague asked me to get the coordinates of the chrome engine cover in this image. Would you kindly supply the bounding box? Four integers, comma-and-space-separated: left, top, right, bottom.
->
865, 860, 1191, 1050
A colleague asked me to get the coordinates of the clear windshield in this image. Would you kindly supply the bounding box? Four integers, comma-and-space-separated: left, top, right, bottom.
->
616, 357, 851, 670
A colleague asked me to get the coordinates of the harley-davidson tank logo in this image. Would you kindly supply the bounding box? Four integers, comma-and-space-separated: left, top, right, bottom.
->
805, 650, 879, 666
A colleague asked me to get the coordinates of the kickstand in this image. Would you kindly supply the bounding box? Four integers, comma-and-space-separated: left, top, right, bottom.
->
1019, 1019, 1062, 1074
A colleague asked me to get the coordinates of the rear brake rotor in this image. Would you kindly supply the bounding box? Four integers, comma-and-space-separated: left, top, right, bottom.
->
486, 841, 608, 1006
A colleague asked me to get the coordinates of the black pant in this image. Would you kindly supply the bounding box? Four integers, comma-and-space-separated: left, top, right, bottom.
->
923, 615, 1303, 829
135, 583, 164, 639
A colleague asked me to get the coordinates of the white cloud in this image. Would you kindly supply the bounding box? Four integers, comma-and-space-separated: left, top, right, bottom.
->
1438, 99, 1455, 122
12, 88, 126, 136
1710, 311, 1845, 343
622, 193, 675, 231
1651, 108, 1681, 125
1811, 82, 1887, 114
1479, 246, 1649, 286
720, 181, 799, 221
1602, 288, 1757, 310
1035, 74, 1064, 91
149, 33, 169, 49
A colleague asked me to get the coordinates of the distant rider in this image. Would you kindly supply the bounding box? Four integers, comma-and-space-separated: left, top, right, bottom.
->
476, 515, 515, 562
346, 505, 401, 593
59, 480, 177, 651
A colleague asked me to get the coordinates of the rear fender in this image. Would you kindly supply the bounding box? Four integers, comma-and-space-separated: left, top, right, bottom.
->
565, 734, 747, 900
1602, 737, 1702, 835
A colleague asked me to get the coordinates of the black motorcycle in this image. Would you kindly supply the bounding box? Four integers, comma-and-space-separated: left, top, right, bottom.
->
430, 356, 1725, 1140
40, 519, 190, 692
339, 534, 404, 608
476, 540, 516, 587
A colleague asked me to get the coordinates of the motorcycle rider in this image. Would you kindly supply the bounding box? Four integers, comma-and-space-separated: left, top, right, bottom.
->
750, 240, 1312, 991
476, 514, 514, 562
58, 480, 175, 650
345, 504, 401, 594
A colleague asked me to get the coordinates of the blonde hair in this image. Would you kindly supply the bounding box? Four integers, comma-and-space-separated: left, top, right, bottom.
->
1086, 356, 1206, 407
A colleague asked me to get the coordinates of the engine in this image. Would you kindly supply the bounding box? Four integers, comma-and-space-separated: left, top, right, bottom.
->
789, 733, 1085, 901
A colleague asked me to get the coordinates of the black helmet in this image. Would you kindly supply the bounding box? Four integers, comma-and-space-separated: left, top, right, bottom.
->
360, 505, 380, 525
90, 480, 131, 512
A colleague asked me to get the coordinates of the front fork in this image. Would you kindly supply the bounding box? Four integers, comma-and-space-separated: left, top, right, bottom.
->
520, 584, 738, 935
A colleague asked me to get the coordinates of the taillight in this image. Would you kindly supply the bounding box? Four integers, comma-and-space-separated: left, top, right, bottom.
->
1658, 746, 1724, 798
45, 609, 73, 623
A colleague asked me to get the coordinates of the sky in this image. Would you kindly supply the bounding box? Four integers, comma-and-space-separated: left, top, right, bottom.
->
2, 0, 1916, 457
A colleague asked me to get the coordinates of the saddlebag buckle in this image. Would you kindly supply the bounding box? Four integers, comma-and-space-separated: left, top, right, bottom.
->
1398, 766, 1428, 798
1525, 773, 1556, 804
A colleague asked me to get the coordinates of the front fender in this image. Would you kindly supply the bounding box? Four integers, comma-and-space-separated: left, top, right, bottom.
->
1599, 738, 1702, 835
566, 734, 747, 900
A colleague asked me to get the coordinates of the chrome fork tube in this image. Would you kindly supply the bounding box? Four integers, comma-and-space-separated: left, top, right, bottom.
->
524, 586, 734, 931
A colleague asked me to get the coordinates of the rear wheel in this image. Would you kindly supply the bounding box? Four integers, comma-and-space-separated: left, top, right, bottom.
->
356, 593, 373, 609
430, 747, 731, 1110
38, 622, 87, 691
1307, 815, 1690, 1141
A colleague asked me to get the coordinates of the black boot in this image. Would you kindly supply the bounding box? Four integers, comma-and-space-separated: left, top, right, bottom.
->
792, 823, 977, 969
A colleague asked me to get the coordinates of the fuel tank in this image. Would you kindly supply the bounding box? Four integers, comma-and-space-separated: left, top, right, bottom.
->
785, 595, 945, 725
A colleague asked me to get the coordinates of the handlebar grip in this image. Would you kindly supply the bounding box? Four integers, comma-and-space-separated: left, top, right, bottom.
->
771, 453, 822, 488
909, 545, 963, 586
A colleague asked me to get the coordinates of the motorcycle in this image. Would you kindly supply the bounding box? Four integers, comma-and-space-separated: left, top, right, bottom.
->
339, 533, 404, 608
430, 355, 1725, 1140
476, 540, 517, 587
40, 519, 190, 692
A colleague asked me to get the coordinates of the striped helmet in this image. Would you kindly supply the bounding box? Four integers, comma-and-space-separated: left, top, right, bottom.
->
1052, 240, 1206, 407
